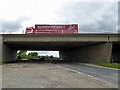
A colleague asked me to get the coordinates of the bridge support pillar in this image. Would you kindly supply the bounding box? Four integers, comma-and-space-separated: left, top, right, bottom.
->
59, 50, 72, 62
0, 35, 3, 63
0, 35, 17, 63
71, 43, 112, 63
2, 43, 17, 63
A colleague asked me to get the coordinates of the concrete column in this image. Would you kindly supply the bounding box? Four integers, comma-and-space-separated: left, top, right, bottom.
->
1, 35, 17, 63
59, 50, 72, 62
2, 43, 17, 63
71, 43, 112, 63
0, 35, 3, 63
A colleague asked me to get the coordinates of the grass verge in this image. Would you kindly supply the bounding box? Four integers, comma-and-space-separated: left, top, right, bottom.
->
96, 63, 120, 69
0, 60, 5, 65
0, 60, 2, 65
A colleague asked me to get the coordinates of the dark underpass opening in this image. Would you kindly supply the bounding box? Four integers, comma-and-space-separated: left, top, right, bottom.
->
3, 40, 119, 64
111, 43, 120, 63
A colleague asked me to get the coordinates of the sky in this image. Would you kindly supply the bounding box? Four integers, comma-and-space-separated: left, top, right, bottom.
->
27, 51, 59, 57
0, 0, 119, 56
0, 0, 119, 33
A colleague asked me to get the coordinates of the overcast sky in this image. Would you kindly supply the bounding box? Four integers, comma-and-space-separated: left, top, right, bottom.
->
0, 0, 119, 56
0, 0, 119, 34
27, 51, 59, 57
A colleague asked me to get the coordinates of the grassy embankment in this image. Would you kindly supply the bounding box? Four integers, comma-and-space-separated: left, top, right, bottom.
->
97, 63, 120, 69
0, 60, 3, 65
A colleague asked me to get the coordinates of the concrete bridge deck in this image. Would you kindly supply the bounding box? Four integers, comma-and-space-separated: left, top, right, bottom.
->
3, 34, 119, 42
0, 34, 119, 63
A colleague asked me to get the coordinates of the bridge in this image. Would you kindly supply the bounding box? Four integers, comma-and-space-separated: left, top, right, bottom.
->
0, 34, 119, 63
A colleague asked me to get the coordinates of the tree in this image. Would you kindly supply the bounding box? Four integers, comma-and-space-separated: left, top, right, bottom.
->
18, 50, 27, 56
50, 55, 53, 58
17, 50, 27, 60
28, 52, 38, 57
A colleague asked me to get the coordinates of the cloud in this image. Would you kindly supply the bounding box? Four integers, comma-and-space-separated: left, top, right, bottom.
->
0, 16, 31, 33
79, 3, 118, 33
27, 51, 59, 57
56, 2, 118, 33
118, 1, 120, 33
0, 1, 118, 34
38, 51, 59, 57
80, 14, 118, 33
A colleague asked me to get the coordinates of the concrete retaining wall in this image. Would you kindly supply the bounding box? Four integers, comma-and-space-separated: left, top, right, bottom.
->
71, 43, 112, 63
59, 50, 72, 61
0, 35, 3, 63
2, 43, 17, 63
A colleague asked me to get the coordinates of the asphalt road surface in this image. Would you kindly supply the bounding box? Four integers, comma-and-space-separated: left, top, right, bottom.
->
57, 62, 119, 88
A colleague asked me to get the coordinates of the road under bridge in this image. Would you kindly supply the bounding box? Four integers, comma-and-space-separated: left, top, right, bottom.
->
0, 34, 119, 63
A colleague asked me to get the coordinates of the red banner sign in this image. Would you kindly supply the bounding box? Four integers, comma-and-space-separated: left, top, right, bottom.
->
35, 24, 78, 31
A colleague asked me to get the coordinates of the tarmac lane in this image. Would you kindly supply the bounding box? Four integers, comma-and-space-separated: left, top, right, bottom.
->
57, 62, 119, 88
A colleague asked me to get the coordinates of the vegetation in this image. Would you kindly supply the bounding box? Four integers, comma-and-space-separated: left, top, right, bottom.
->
28, 52, 38, 60
28, 52, 38, 57
0, 60, 2, 65
0, 60, 5, 65
17, 50, 27, 59
17, 50, 58, 62
44, 55, 56, 62
17, 50, 39, 60
45, 55, 54, 60
96, 63, 120, 69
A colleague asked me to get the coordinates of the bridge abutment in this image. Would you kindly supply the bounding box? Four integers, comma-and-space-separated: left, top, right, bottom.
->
2, 43, 17, 63
0, 35, 3, 63
71, 43, 112, 63
59, 43, 112, 63
0, 35, 17, 63
59, 50, 72, 62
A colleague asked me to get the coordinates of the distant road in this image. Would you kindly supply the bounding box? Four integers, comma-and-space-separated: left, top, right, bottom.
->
57, 62, 119, 87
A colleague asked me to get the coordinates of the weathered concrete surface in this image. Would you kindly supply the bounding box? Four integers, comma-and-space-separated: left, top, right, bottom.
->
59, 50, 72, 61
59, 43, 113, 63
0, 35, 16, 63
0, 36, 2, 90
3, 34, 110, 42
0, 35, 2, 62
70, 43, 112, 63
2, 43, 17, 63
